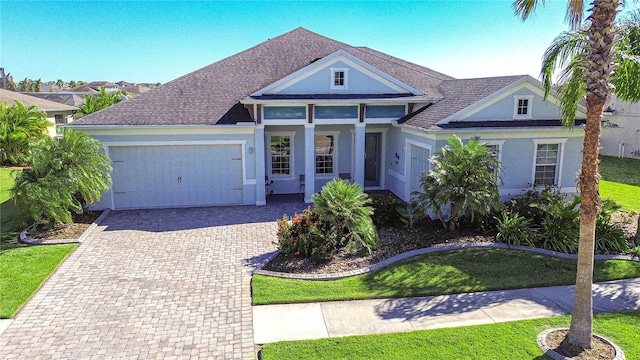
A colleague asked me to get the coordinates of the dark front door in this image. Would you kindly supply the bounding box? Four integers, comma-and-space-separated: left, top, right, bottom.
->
364, 133, 381, 187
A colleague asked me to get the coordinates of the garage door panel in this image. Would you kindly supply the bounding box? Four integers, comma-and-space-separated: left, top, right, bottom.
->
110, 145, 243, 209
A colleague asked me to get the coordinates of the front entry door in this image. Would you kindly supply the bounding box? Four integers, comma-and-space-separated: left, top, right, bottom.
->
364, 133, 381, 187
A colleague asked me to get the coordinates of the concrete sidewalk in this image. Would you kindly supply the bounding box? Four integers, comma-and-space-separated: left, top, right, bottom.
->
253, 278, 640, 344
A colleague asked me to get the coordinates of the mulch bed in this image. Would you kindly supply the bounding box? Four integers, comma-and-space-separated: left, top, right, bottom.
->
262, 211, 639, 275
29, 211, 101, 240
545, 329, 617, 360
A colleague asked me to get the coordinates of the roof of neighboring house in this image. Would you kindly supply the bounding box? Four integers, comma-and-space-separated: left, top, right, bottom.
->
402, 75, 526, 129
72, 27, 454, 126
23, 92, 86, 107
0, 89, 77, 112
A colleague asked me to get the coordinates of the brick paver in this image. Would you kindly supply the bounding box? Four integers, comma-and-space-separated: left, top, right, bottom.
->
0, 204, 305, 359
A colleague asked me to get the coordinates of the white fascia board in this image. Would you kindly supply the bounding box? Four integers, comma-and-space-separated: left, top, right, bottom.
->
399, 123, 584, 139
240, 97, 436, 105
72, 125, 255, 136
250, 49, 423, 97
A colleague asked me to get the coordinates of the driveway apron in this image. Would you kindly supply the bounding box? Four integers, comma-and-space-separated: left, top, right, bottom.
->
0, 204, 304, 359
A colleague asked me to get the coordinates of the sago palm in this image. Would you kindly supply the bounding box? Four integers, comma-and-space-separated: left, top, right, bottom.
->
514, 0, 640, 349
0, 100, 50, 165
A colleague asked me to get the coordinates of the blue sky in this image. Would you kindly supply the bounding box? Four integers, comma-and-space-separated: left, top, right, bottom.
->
0, 0, 612, 84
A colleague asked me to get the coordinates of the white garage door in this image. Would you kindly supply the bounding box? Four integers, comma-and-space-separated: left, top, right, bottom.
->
110, 145, 243, 209
409, 144, 430, 197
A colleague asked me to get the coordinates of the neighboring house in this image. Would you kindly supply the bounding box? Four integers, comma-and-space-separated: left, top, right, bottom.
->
0, 88, 77, 136
68, 81, 120, 93
23, 92, 86, 107
600, 94, 640, 158
71, 27, 589, 210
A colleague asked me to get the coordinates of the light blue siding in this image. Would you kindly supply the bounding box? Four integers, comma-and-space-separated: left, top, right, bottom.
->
264, 106, 306, 119
463, 88, 563, 121
273, 60, 404, 94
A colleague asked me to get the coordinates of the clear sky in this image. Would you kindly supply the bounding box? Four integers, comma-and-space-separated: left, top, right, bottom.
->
0, 0, 621, 84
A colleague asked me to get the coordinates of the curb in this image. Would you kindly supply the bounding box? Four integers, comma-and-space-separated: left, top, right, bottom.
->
254, 243, 640, 280
19, 209, 111, 245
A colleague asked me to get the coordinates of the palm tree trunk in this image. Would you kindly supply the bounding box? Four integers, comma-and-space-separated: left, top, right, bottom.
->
568, 0, 619, 349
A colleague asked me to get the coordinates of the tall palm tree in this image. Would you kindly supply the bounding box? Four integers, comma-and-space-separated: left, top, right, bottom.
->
514, 0, 640, 349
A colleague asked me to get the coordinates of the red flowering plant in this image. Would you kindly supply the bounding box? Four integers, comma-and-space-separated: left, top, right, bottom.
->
275, 206, 333, 261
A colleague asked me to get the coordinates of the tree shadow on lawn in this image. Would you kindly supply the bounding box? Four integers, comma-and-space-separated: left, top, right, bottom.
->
0, 198, 30, 251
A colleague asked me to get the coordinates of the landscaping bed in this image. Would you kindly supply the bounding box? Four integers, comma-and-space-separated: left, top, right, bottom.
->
27, 211, 101, 240
263, 211, 638, 275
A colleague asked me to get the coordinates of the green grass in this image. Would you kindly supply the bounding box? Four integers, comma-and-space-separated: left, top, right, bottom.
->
260, 311, 640, 360
1, 167, 30, 250
599, 156, 640, 212
0, 243, 77, 318
252, 248, 640, 305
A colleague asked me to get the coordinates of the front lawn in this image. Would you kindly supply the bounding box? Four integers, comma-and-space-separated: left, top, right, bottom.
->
1, 167, 30, 250
260, 310, 640, 360
0, 243, 77, 318
599, 156, 640, 212
252, 248, 640, 305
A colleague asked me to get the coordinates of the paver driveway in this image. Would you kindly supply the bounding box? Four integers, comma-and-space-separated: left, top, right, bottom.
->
0, 204, 305, 359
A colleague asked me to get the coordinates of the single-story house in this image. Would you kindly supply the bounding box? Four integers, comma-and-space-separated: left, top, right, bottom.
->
71, 27, 589, 210
0, 88, 77, 137
599, 94, 640, 159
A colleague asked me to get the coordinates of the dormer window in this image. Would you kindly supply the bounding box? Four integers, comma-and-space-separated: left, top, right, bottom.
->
330, 68, 348, 89
513, 95, 534, 119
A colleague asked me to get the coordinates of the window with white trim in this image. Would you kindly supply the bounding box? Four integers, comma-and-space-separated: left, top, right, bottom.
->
485, 144, 500, 179
330, 68, 348, 89
513, 95, 533, 119
315, 134, 337, 175
269, 135, 293, 177
534, 143, 560, 185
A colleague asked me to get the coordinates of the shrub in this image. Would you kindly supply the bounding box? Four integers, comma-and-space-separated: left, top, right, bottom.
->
276, 207, 334, 262
495, 211, 538, 247
504, 185, 564, 226
417, 136, 502, 231
533, 194, 580, 253
397, 198, 425, 229
12, 128, 112, 228
312, 179, 378, 256
595, 200, 630, 254
369, 192, 403, 226
0, 101, 51, 165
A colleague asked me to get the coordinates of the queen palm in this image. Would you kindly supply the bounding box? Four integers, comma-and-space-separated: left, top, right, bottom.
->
514, 0, 640, 349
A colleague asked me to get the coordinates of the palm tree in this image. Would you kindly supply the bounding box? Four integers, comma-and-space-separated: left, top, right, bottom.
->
55, 79, 64, 89
0, 101, 50, 165
77, 87, 129, 117
514, 0, 640, 349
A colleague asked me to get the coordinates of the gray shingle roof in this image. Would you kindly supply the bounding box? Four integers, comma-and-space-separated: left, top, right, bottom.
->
0, 89, 77, 111
402, 75, 527, 130
72, 27, 454, 126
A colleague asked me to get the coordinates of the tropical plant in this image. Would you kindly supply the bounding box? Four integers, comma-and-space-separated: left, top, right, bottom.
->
312, 178, 378, 256
12, 128, 112, 228
397, 197, 425, 229
0, 100, 50, 165
417, 136, 502, 231
595, 199, 629, 254
504, 185, 565, 226
55, 79, 64, 89
77, 87, 129, 117
275, 207, 335, 262
533, 195, 581, 254
369, 192, 403, 226
495, 211, 538, 248
514, 0, 640, 349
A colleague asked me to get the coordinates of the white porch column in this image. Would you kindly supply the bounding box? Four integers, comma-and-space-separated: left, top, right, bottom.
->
354, 123, 366, 188
255, 124, 266, 205
304, 123, 315, 203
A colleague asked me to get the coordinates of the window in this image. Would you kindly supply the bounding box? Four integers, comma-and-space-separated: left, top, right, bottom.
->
534, 143, 559, 185
513, 95, 533, 119
54, 114, 65, 125
365, 105, 406, 119
263, 106, 306, 120
315, 134, 336, 175
269, 135, 293, 177
314, 106, 358, 119
330, 68, 348, 89
484, 143, 502, 180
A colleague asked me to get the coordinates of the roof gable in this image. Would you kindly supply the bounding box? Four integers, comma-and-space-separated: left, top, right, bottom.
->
0, 89, 77, 112
251, 50, 422, 97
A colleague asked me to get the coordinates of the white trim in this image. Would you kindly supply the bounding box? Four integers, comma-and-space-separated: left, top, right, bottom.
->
263, 119, 308, 126
481, 139, 505, 163
266, 132, 296, 180
251, 50, 423, 96
330, 67, 349, 89
513, 95, 534, 119
531, 138, 568, 187
388, 169, 405, 182
76, 126, 255, 136
241, 96, 436, 105
400, 124, 584, 139
404, 139, 433, 200
314, 131, 340, 178
314, 118, 358, 125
